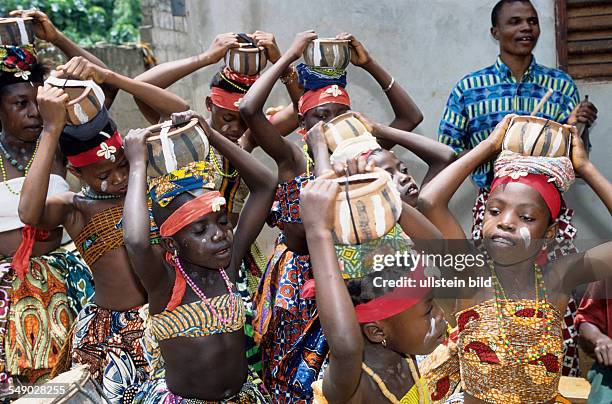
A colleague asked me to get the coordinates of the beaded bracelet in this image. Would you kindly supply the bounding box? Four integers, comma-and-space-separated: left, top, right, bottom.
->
280, 65, 297, 85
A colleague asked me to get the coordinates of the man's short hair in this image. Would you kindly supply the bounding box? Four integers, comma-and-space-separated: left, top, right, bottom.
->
491, 0, 535, 27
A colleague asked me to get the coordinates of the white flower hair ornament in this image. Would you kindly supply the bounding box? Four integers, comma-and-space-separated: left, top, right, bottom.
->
325, 85, 343, 97
96, 131, 118, 162
211, 196, 226, 212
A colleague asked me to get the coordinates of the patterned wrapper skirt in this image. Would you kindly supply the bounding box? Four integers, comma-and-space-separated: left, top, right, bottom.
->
254, 238, 328, 404
134, 367, 269, 404
72, 303, 149, 404
0, 247, 94, 391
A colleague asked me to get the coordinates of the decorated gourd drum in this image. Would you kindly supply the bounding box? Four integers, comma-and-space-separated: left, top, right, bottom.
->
0, 17, 34, 46
146, 119, 210, 178
323, 111, 371, 151
45, 76, 106, 125
303, 39, 351, 70
225, 44, 267, 76
319, 168, 402, 245
503, 116, 571, 158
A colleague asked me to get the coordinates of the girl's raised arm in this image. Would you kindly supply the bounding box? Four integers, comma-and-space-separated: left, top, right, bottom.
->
418, 114, 514, 240
19, 86, 77, 230
239, 31, 317, 174
122, 129, 168, 293
56, 57, 189, 120
171, 111, 277, 266
337, 33, 423, 147
301, 178, 364, 403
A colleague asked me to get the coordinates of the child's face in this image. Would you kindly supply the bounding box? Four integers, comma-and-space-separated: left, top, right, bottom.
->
381, 295, 447, 355
72, 149, 129, 195
207, 98, 247, 143
167, 191, 234, 269
301, 103, 350, 131
482, 182, 555, 265
368, 150, 419, 206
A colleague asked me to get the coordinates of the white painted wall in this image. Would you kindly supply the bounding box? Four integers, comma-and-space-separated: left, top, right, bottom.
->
142, 0, 611, 242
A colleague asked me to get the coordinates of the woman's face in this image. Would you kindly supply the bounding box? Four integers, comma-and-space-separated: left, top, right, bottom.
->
72, 149, 130, 195
171, 207, 234, 269
207, 98, 247, 143
368, 150, 419, 206
382, 295, 447, 356
301, 103, 350, 131
0, 83, 42, 142
482, 182, 555, 265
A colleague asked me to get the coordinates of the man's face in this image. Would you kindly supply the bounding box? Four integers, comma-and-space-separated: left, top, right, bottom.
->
492, 1, 540, 57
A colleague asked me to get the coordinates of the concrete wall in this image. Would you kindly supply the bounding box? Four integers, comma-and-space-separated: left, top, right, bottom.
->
135, 0, 611, 245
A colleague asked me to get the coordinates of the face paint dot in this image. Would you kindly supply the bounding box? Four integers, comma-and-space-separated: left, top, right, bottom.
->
100, 181, 108, 192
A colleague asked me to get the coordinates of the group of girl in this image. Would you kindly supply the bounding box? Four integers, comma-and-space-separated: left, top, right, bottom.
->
1, 9, 611, 404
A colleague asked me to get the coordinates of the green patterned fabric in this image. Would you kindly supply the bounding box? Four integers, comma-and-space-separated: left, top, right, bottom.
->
334, 224, 411, 279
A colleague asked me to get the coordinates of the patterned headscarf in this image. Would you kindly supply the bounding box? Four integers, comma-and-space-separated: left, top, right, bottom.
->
492, 150, 575, 219
494, 150, 575, 193
148, 161, 216, 207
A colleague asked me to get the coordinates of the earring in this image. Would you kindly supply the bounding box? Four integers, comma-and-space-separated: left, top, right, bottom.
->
172, 248, 179, 261
535, 242, 549, 266
381, 338, 387, 348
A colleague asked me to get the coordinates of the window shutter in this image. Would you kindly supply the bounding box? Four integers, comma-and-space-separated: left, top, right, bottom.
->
556, 0, 612, 80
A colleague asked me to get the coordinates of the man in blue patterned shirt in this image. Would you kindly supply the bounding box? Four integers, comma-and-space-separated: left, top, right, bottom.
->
437, 0, 598, 378
438, 0, 597, 189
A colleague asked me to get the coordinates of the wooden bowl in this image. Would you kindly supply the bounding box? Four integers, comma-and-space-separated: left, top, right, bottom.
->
45, 76, 105, 125
0, 17, 34, 46
146, 119, 210, 178
224, 44, 267, 76
318, 168, 402, 245
303, 39, 351, 70
323, 111, 371, 151
503, 116, 571, 158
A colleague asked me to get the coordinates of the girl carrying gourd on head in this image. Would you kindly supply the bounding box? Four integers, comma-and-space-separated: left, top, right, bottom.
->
300, 161, 448, 403
418, 115, 612, 403
0, 9, 120, 388
122, 110, 276, 403
18, 55, 188, 402
239, 29, 430, 402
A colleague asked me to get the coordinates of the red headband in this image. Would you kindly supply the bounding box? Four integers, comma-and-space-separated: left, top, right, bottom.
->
159, 191, 226, 237
354, 265, 430, 323
298, 84, 351, 115
66, 130, 123, 168
210, 87, 243, 112
491, 173, 561, 220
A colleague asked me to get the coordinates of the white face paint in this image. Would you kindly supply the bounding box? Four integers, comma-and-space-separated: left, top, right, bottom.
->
100, 180, 109, 192
519, 226, 531, 249
425, 316, 437, 339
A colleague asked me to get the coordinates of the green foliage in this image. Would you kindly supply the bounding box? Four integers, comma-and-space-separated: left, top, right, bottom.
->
0, 0, 141, 46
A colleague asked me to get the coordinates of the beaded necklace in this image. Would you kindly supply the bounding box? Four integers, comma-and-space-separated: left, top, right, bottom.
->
219, 72, 248, 93
81, 186, 122, 200
361, 357, 425, 403
490, 264, 557, 364
0, 136, 40, 196
173, 256, 237, 325
209, 149, 238, 179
